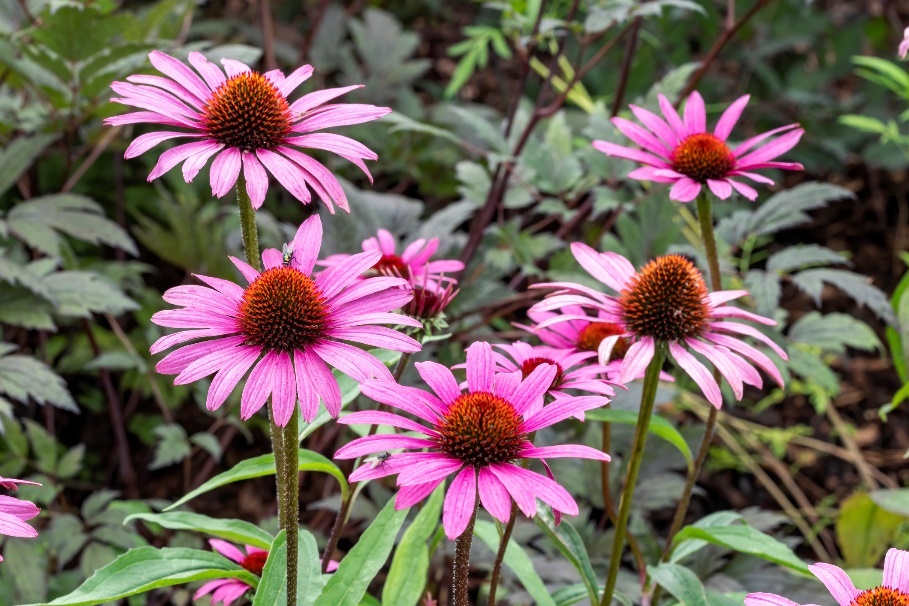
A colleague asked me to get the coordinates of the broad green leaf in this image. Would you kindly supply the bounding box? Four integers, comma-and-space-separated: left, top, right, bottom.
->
744, 270, 782, 318
31, 547, 257, 606
382, 487, 443, 606
149, 424, 190, 470
870, 488, 909, 517
314, 498, 408, 606
792, 270, 896, 326
534, 507, 599, 606
474, 520, 556, 606
0, 134, 56, 198
252, 529, 322, 606
585, 408, 692, 469
648, 563, 708, 605
669, 511, 743, 563
166, 450, 349, 511
672, 525, 810, 575
125, 512, 273, 549
789, 312, 881, 353
43, 271, 137, 317
766, 245, 850, 274
837, 492, 905, 568
0, 346, 76, 411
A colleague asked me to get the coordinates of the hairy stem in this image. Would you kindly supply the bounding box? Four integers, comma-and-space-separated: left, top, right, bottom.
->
237, 178, 297, 605
452, 497, 479, 606
659, 193, 722, 566
601, 349, 666, 606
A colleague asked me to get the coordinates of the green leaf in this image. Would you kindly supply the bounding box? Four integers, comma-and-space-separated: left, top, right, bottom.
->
669, 511, 743, 563
43, 271, 137, 317
585, 408, 692, 469
837, 492, 905, 568
0, 346, 76, 411
750, 183, 856, 238
534, 507, 599, 606
792, 270, 896, 326
32, 547, 258, 606
383, 487, 443, 606
766, 245, 850, 274
166, 449, 349, 511
314, 498, 408, 606
473, 520, 556, 606
126, 512, 273, 549
870, 488, 909, 517
789, 312, 881, 353
743, 270, 782, 318
149, 424, 190, 470
671, 525, 810, 575
7, 194, 137, 257
648, 563, 708, 605
0, 134, 56, 198
252, 529, 323, 606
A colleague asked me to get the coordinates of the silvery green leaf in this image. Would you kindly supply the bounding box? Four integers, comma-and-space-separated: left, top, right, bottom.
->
149, 424, 190, 470
791, 268, 896, 325
766, 244, 850, 274
788, 311, 881, 353
0, 344, 76, 411
750, 183, 856, 237
42, 271, 138, 317
744, 270, 782, 317
0, 134, 56, 198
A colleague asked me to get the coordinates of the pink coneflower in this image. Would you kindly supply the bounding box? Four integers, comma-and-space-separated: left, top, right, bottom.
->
107, 51, 389, 213
150, 215, 422, 426
493, 342, 616, 404
530, 244, 787, 409
594, 92, 803, 202
0, 477, 41, 563
901, 27, 909, 59
321, 229, 464, 285
746, 548, 908, 606
195, 540, 265, 606
334, 341, 610, 539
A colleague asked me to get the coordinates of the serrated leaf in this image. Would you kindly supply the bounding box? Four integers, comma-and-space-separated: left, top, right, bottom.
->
7, 194, 137, 257
789, 312, 881, 353
744, 270, 782, 319
474, 520, 557, 606
0, 347, 76, 411
148, 424, 190, 470
791, 269, 896, 326
42, 271, 137, 317
126, 512, 273, 550
0, 134, 56, 198
787, 347, 840, 395
166, 450, 349, 511
750, 183, 856, 237
191, 433, 222, 461
31, 547, 258, 606
766, 245, 850, 274
314, 498, 408, 606
57, 444, 85, 478
0, 255, 53, 299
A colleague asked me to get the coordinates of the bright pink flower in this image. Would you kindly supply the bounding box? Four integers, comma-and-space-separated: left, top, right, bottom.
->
150, 215, 422, 426
594, 92, 803, 202
334, 341, 610, 539
492, 342, 616, 403
746, 548, 909, 606
321, 229, 464, 285
0, 477, 41, 563
107, 51, 389, 213
901, 27, 909, 59
531, 244, 787, 409
196, 540, 266, 606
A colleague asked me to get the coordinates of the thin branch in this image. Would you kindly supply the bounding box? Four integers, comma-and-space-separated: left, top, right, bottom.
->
610, 17, 642, 117
259, 0, 277, 71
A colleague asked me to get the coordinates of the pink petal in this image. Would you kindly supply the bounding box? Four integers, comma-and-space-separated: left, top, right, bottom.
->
194, 274, 246, 301
292, 350, 319, 422
242, 152, 269, 209
275, 146, 349, 212
619, 337, 655, 384
510, 363, 557, 416
269, 351, 297, 427
732, 124, 800, 157
686, 339, 744, 400
0, 496, 39, 520
683, 91, 707, 134
629, 104, 679, 148
278, 65, 314, 97
256, 149, 312, 204
713, 95, 750, 141
126, 74, 205, 111
442, 466, 477, 539
710, 322, 786, 359
396, 457, 464, 487
659, 94, 689, 139
124, 131, 201, 159
194, 579, 233, 601
710, 305, 777, 326
188, 52, 226, 91
316, 250, 381, 300
290, 215, 323, 275
183, 143, 224, 183
298, 348, 342, 417
627, 166, 678, 183
293, 104, 391, 133
520, 444, 610, 462
359, 380, 445, 423
220, 59, 252, 78
105, 111, 188, 128
209, 539, 245, 563
611, 117, 672, 157
328, 326, 421, 352
669, 342, 722, 409
521, 396, 606, 433
883, 548, 909, 592
290, 85, 364, 116
148, 51, 212, 103
488, 464, 536, 517
415, 361, 461, 403
206, 346, 260, 412
735, 129, 805, 167
229, 256, 260, 284
743, 594, 803, 606
148, 141, 223, 182
808, 563, 860, 606
334, 435, 437, 460
592, 140, 670, 167
729, 179, 759, 201
210, 148, 242, 197
0, 513, 37, 538
570, 243, 636, 292
341, 411, 436, 435
313, 340, 393, 382
477, 468, 512, 523
669, 178, 702, 203
466, 341, 495, 393
704, 332, 784, 387
262, 248, 283, 270
173, 338, 251, 384
396, 478, 445, 509
707, 179, 733, 199
330, 276, 408, 308
240, 354, 276, 420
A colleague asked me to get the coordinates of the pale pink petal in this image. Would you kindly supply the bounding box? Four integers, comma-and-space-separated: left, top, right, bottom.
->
629, 104, 679, 147
173, 338, 251, 384
729, 179, 759, 201
206, 346, 260, 412
229, 256, 260, 284
521, 396, 606, 433
110, 81, 202, 121
0, 513, 36, 537
396, 478, 445, 509
148, 141, 223, 181
155, 337, 244, 375
627, 166, 678, 183
275, 146, 349, 212
669, 178, 702, 203
316, 250, 381, 300
732, 124, 800, 157
183, 144, 224, 182
242, 152, 269, 209
669, 342, 722, 408
210, 148, 243, 197
592, 140, 670, 167
269, 351, 297, 427
334, 435, 437, 460
708, 290, 748, 306
466, 341, 495, 393
686, 339, 744, 400
415, 361, 461, 403
292, 350, 319, 422
442, 466, 477, 539
299, 348, 342, 417
704, 333, 784, 386
240, 354, 276, 420
808, 563, 860, 606
683, 91, 707, 134
714, 95, 750, 141
477, 468, 512, 523
0, 496, 39, 520
188, 52, 226, 91
212, 581, 251, 606
619, 337, 655, 384
256, 149, 312, 204
707, 179, 733, 199
278, 65, 314, 97
105, 111, 188, 128
883, 548, 909, 591
611, 117, 672, 157
730, 170, 775, 185
126, 74, 205, 111
194, 274, 246, 301
359, 380, 445, 423
493, 370, 522, 403
220, 59, 252, 78
261, 248, 283, 270
148, 51, 212, 102
710, 322, 786, 359
511, 363, 557, 416
711, 306, 777, 326
209, 539, 245, 563
520, 444, 610, 461
744, 595, 803, 606
569, 243, 636, 292
124, 131, 201, 159
290, 215, 323, 275
290, 85, 364, 116
377, 229, 397, 255
507, 465, 577, 515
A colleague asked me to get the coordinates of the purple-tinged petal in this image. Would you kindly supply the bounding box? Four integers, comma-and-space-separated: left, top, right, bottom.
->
707, 179, 733, 199
299, 348, 342, 417
415, 361, 461, 403
293, 104, 391, 133
629, 104, 679, 148
242, 152, 269, 209
270, 351, 297, 427
511, 363, 557, 416
704, 332, 784, 387
521, 396, 606, 433
210, 148, 242, 198
683, 91, 707, 134
477, 468, 512, 523
729, 179, 759, 201
710, 322, 786, 359
669, 178, 702, 202
808, 563, 860, 606
209, 539, 245, 563
278, 65, 314, 97
292, 350, 319, 422
570, 243, 636, 292
466, 341, 495, 393
627, 166, 678, 183
442, 467, 477, 539
328, 326, 421, 352
713, 95, 750, 141
710, 305, 777, 326
488, 464, 536, 517
194, 274, 246, 301
240, 353, 276, 420
359, 380, 445, 423
396, 479, 444, 509
220, 59, 252, 78
290, 215, 322, 275
256, 149, 312, 204
342, 411, 436, 436
290, 85, 364, 116
148, 141, 223, 182
611, 117, 672, 157
592, 140, 670, 168
744, 594, 803, 606
229, 256, 260, 284
316, 250, 381, 300
520, 444, 610, 461
736, 129, 805, 168
731, 124, 800, 157
275, 146, 349, 212
686, 339, 744, 399
188, 52, 226, 91
669, 342, 722, 408
659, 94, 688, 139
148, 51, 212, 102
262, 248, 283, 270
883, 548, 909, 591
194, 579, 233, 601
125, 131, 201, 159
335, 435, 437, 460
312, 340, 393, 382
183, 144, 224, 182
619, 337, 655, 384
206, 346, 259, 412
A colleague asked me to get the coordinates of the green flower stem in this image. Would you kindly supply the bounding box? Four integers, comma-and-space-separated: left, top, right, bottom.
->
452, 494, 480, 606
600, 347, 666, 606
236, 178, 298, 606
659, 193, 723, 564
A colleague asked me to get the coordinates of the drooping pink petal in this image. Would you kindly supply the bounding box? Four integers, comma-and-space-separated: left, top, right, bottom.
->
396, 478, 445, 510
156, 337, 244, 376
807, 563, 860, 606
126, 74, 206, 111
174, 338, 252, 384
312, 340, 393, 382
209, 539, 245, 563
256, 149, 312, 204
124, 131, 202, 159
487, 464, 537, 517
341, 411, 437, 436
883, 548, 909, 592
206, 346, 260, 412
210, 148, 243, 197
0, 496, 39, 520
194, 579, 234, 601
242, 152, 269, 209
297, 348, 342, 417
276, 146, 349, 212
148, 141, 223, 182
710, 322, 786, 359
477, 468, 512, 523
669, 178, 702, 203
240, 353, 276, 420
619, 337, 656, 384
396, 457, 466, 487
183, 144, 224, 182
269, 351, 297, 427
707, 179, 733, 199
442, 467, 477, 539
704, 332, 784, 387
669, 342, 722, 408
686, 339, 744, 400
729, 179, 759, 201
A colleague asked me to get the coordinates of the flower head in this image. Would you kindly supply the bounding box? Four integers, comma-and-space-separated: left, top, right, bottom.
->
901, 27, 909, 59
321, 228, 464, 286
530, 243, 787, 409
334, 342, 609, 539
195, 540, 266, 606
150, 215, 422, 426
108, 51, 390, 213
0, 476, 41, 563
594, 92, 803, 202
746, 548, 909, 606
403, 272, 459, 337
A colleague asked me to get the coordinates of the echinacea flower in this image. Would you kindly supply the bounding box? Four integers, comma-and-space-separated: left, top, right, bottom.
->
150, 215, 422, 426
594, 92, 803, 202
334, 341, 610, 539
320, 229, 464, 286
0, 476, 41, 563
403, 271, 459, 336
901, 27, 909, 59
745, 547, 909, 606
493, 342, 616, 402
195, 540, 266, 606
108, 51, 389, 213
530, 244, 787, 409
